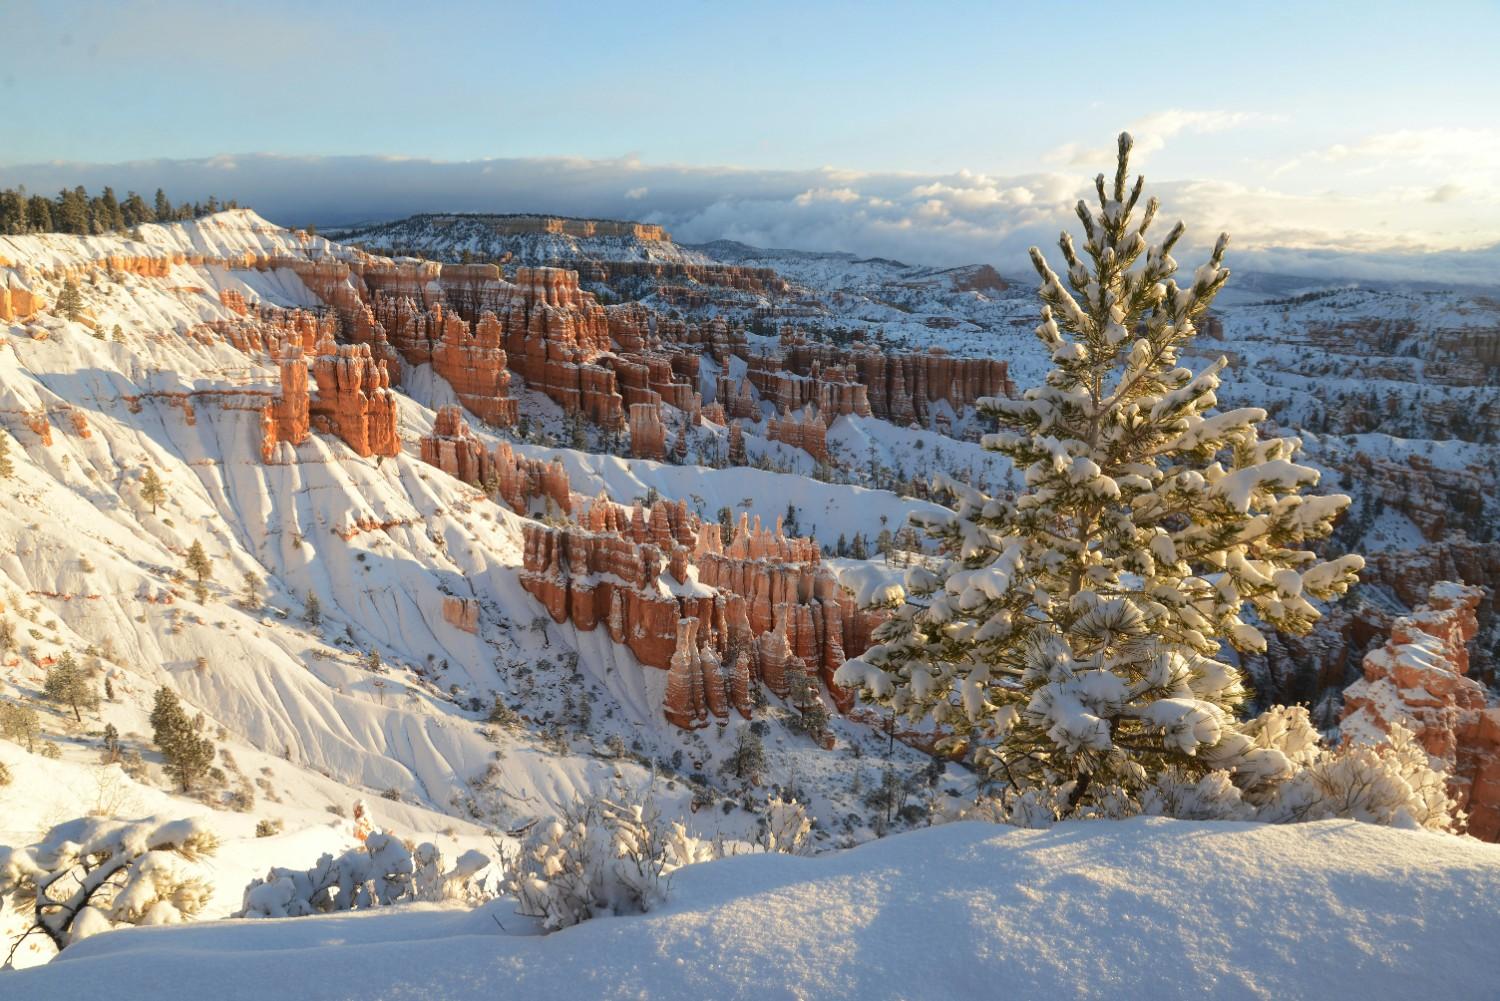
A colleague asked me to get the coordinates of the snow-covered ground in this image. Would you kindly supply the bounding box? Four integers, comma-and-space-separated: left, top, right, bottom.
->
11, 817, 1500, 1000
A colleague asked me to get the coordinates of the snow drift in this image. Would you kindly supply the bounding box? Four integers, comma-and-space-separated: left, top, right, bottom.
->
10, 818, 1500, 1000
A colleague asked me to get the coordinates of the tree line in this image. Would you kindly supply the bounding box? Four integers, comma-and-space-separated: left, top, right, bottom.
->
0, 184, 241, 236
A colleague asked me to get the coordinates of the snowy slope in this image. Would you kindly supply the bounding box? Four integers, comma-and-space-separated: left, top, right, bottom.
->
12, 817, 1500, 1001
0, 214, 956, 966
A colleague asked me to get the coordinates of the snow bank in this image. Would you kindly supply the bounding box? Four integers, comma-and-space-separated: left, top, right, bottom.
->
14, 818, 1500, 1000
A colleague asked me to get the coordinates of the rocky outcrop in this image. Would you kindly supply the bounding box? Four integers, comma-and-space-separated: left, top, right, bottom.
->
368, 298, 517, 426
719, 378, 760, 422
218, 289, 249, 315
767, 331, 1012, 425
442, 595, 480, 634
261, 346, 312, 461
1340, 583, 1500, 840
417, 406, 571, 516
629, 403, 667, 460
725, 333, 1013, 453
766, 406, 829, 463
744, 354, 872, 420
0, 282, 42, 321
308, 334, 400, 458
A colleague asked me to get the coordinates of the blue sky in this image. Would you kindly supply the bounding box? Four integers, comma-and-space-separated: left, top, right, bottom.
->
4, 0, 1498, 278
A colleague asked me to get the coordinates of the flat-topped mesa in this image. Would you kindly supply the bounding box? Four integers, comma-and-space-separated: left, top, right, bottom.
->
1340, 582, 1500, 840
419, 214, 672, 242
568, 259, 791, 296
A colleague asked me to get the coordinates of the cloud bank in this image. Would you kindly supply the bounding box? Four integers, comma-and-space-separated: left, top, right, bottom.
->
2, 152, 1496, 285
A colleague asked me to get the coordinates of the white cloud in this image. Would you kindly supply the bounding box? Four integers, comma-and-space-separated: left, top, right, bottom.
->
624, 186, 648, 199
1315, 127, 1500, 167
793, 187, 862, 205
1048, 109, 1276, 167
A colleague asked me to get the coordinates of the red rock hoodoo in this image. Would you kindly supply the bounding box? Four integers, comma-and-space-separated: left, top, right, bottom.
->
1340, 582, 1500, 840
517, 489, 881, 730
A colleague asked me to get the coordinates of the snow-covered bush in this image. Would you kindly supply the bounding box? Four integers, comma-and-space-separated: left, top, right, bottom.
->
0, 815, 218, 960
411, 842, 500, 905
1256, 722, 1460, 830
239, 833, 493, 918
507, 792, 728, 931
836, 133, 1363, 817
756, 796, 813, 854
938, 787, 1068, 829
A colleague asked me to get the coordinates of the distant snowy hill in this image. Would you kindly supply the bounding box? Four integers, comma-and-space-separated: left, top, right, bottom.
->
335, 213, 711, 266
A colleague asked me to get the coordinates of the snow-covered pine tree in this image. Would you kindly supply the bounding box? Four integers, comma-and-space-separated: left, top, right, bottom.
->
0, 700, 40, 751
241, 570, 262, 610
836, 133, 1364, 815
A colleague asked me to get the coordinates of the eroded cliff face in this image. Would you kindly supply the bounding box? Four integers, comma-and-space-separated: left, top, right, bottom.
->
46, 235, 1008, 478
258, 317, 400, 461
418, 407, 570, 516
766, 406, 829, 463
517, 507, 877, 733
416, 408, 884, 733
1340, 583, 1500, 840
